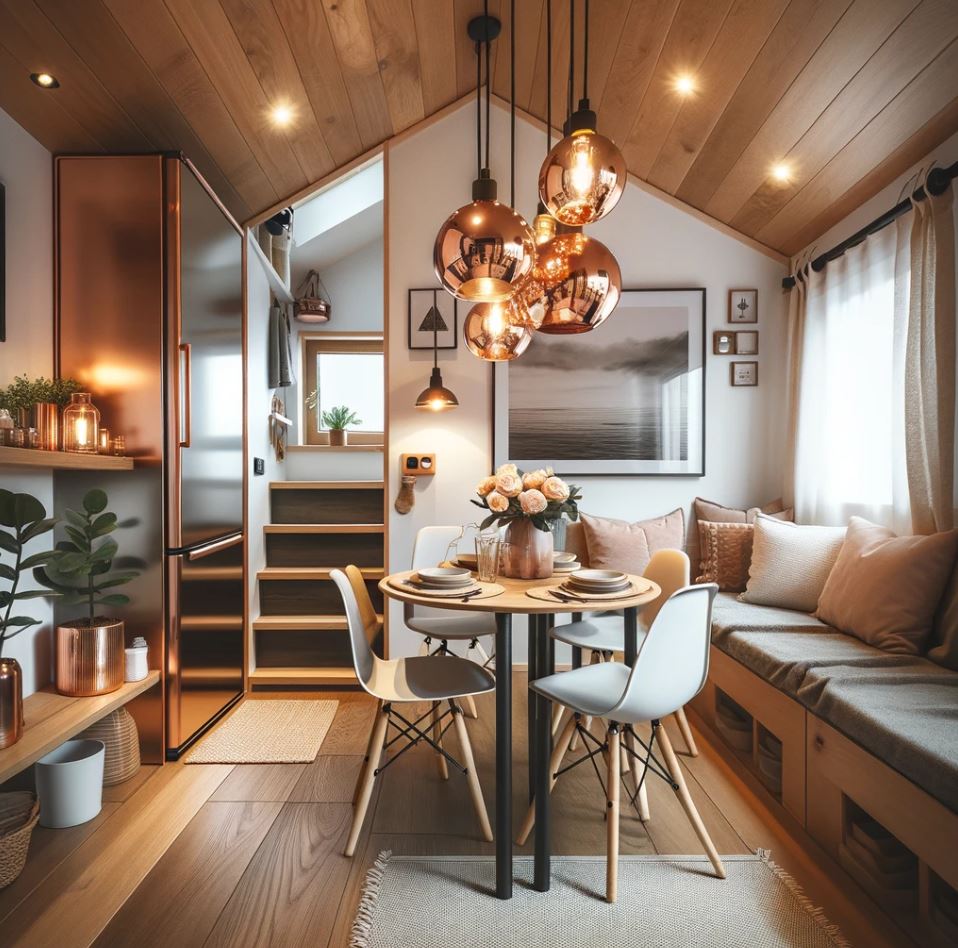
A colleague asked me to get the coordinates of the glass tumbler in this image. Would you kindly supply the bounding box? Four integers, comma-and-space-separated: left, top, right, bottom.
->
475, 534, 501, 583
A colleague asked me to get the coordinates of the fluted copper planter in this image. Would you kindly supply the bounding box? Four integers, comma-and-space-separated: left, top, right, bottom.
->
0, 657, 24, 749
56, 619, 124, 697
33, 402, 60, 451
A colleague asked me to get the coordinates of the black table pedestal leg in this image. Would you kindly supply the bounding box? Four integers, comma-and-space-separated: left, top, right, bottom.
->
533, 613, 553, 891
527, 615, 538, 803
495, 612, 513, 900
624, 607, 638, 667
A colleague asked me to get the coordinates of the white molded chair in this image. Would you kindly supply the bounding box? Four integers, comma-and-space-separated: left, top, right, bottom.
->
518, 583, 723, 902
407, 526, 497, 718
550, 549, 699, 758
332, 566, 495, 856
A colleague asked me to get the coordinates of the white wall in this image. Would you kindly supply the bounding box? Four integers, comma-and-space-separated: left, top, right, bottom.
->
387, 102, 788, 659
0, 108, 54, 696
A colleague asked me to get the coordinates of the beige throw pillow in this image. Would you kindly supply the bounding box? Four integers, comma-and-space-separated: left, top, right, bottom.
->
689, 497, 793, 574
741, 514, 845, 612
696, 522, 753, 592
928, 557, 958, 669
580, 508, 685, 576
816, 517, 958, 655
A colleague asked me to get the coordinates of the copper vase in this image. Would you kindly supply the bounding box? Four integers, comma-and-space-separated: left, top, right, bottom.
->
56, 619, 125, 696
328, 428, 347, 446
502, 518, 554, 580
34, 402, 59, 451
0, 657, 24, 749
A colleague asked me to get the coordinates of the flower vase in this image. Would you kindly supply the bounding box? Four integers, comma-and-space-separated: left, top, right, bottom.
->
501, 518, 554, 580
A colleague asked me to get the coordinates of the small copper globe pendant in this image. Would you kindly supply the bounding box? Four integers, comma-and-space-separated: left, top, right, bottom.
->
463, 300, 534, 361
534, 231, 622, 334
433, 180, 536, 303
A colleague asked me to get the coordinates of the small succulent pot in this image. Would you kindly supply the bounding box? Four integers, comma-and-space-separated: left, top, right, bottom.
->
56, 619, 125, 697
328, 428, 347, 447
0, 658, 23, 750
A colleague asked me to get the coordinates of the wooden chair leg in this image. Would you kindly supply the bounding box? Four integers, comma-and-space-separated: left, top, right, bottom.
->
655, 722, 725, 879
462, 694, 479, 720
551, 702, 565, 736
432, 701, 448, 780
626, 729, 650, 822
607, 726, 621, 903
450, 700, 493, 842
353, 699, 383, 805
516, 713, 577, 845
345, 703, 390, 857
418, 638, 430, 656
674, 706, 699, 757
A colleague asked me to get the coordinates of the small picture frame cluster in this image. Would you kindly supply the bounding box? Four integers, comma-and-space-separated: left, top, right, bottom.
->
725, 288, 758, 386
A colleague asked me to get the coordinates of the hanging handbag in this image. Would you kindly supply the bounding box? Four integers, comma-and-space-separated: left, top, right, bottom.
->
294, 269, 332, 323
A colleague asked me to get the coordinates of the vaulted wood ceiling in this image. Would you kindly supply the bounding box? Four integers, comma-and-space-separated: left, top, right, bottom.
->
1, 0, 956, 256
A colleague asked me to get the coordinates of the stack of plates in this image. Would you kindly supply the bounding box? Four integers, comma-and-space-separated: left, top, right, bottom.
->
552, 551, 581, 574
414, 567, 474, 589
564, 569, 630, 594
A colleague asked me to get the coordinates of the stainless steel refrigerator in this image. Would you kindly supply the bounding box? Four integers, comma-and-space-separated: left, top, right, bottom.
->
56, 154, 246, 760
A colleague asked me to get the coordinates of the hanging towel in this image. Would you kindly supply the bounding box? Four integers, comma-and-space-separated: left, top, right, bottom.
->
268, 303, 294, 388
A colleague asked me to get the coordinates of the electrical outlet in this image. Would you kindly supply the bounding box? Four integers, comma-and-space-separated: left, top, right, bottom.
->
253, 457, 265, 475
401, 453, 436, 476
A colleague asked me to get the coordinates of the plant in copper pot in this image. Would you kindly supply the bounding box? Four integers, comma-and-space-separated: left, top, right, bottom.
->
35, 489, 140, 697
0, 489, 58, 748
320, 404, 361, 447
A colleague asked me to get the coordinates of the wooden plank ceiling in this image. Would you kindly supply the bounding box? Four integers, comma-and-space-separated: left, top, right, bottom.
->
1, 0, 957, 256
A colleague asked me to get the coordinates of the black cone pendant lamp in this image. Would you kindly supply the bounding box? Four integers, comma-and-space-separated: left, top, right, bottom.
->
415, 291, 458, 411
433, 5, 535, 304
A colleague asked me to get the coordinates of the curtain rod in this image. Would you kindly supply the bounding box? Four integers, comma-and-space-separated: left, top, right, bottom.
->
782, 160, 958, 290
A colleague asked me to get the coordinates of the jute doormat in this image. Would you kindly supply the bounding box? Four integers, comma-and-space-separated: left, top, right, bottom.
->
184, 699, 338, 764
349, 852, 850, 947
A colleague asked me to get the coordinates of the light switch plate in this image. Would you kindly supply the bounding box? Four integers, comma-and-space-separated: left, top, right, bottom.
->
401, 453, 436, 476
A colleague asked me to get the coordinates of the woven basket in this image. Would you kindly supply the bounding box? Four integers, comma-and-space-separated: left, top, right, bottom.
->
0, 792, 39, 889
78, 706, 140, 786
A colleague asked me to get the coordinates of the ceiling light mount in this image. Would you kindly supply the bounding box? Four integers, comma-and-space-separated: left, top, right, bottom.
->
30, 72, 59, 89
467, 14, 501, 44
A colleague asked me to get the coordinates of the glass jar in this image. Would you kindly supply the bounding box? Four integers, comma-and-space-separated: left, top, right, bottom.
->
0, 408, 13, 446
62, 393, 100, 454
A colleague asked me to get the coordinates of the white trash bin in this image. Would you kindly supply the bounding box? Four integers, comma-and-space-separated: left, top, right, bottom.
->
36, 738, 105, 828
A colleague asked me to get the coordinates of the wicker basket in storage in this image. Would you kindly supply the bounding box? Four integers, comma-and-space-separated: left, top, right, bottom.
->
78, 706, 140, 786
0, 792, 39, 889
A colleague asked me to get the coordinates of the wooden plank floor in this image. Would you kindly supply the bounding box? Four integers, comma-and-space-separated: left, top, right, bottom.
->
0, 676, 914, 947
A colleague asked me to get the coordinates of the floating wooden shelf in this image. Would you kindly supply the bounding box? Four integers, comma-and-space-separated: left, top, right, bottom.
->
0, 670, 161, 785
0, 446, 135, 471
256, 566, 384, 581
270, 480, 384, 490
252, 613, 383, 632
249, 666, 356, 686
264, 523, 384, 534
286, 444, 384, 453
248, 232, 293, 303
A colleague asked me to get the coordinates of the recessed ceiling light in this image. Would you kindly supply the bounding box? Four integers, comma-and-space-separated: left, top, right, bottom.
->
673, 74, 696, 96
270, 102, 294, 128
30, 72, 59, 89
770, 162, 793, 184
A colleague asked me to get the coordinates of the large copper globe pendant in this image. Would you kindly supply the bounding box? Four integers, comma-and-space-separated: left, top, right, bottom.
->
534, 231, 621, 334
433, 177, 536, 304
463, 299, 534, 361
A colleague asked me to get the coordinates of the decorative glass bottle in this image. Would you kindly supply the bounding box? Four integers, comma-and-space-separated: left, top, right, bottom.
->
62, 393, 100, 454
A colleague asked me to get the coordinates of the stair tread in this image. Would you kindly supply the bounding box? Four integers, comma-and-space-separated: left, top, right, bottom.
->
270, 480, 383, 490
249, 666, 357, 685
252, 613, 382, 631
257, 566, 384, 580
264, 523, 384, 533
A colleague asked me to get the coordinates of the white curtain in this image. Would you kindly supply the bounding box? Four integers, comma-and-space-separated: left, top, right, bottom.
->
785, 178, 956, 533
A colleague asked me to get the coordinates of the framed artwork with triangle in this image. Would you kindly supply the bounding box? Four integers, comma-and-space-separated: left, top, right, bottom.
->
408, 287, 458, 350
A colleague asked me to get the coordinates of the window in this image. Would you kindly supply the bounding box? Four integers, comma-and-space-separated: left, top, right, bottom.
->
302, 335, 384, 445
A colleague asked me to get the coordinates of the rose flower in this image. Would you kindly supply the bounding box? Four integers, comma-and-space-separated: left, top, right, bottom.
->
495, 472, 523, 498
476, 475, 497, 496
519, 489, 547, 515
542, 476, 570, 502
486, 490, 510, 513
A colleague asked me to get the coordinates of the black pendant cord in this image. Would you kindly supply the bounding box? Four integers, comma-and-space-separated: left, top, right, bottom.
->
485, 17, 492, 172
510, 0, 516, 208
432, 290, 439, 371
583, 0, 589, 101
782, 159, 958, 289
546, 0, 552, 154
475, 37, 482, 179
567, 0, 574, 123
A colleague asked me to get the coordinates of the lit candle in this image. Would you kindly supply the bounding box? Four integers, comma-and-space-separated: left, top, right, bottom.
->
98, 427, 111, 454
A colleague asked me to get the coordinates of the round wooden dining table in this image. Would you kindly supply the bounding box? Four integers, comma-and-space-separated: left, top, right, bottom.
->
379, 569, 661, 900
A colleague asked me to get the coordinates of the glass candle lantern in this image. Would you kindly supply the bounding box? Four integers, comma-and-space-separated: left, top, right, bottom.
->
112, 435, 126, 456
62, 393, 100, 454
98, 427, 111, 454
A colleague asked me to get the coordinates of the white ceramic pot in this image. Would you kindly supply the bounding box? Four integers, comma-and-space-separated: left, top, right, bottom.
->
36, 738, 105, 828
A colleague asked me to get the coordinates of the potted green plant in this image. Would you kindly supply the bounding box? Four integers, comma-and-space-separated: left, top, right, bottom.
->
0, 376, 40, 431
32, 377, 81, 451
321, 405, 361, 446
35, 489, 140, 697
0, 489, 58, 748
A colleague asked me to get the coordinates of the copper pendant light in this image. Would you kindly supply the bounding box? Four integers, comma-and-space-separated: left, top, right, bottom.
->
463, 300, 533, 361
433, 8, 534, 304
538, 0, 626, 226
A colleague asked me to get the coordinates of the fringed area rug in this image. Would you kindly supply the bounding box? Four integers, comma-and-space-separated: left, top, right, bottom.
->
184, 699, 338, 764
350, 852, 850, 948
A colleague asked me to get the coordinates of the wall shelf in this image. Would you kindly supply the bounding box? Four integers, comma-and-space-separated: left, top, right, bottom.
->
0, 670, 161, 785
0, 446, 135, 471
248, 232, 294, 304
286, 444, 384, 453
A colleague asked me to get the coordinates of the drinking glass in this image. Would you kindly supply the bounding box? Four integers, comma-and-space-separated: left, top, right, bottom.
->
475, 534, 501, 583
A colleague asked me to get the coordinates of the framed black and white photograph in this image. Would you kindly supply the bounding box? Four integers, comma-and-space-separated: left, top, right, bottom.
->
728, 288, 757, 323
734, 330, 759, 355
408, 287, 457, 350
494, 288, 706, 476
731, 361, 758, 386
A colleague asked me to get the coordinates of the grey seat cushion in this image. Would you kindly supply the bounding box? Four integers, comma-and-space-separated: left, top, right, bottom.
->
711, 592, 833, 645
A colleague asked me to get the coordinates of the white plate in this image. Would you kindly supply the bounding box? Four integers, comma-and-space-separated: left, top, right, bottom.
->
553, 552, 577, 564
417, 567, 473, 586
572, 569, 628, 585
567, 575, 631, 593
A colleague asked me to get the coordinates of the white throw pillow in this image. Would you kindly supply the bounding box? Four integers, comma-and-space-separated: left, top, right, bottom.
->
740, 515, 846, 613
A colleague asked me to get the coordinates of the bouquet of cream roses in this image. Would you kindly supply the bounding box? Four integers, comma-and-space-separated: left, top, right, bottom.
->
472, 464, 581, 533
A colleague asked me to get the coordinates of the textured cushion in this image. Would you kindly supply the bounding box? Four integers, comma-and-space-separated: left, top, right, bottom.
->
696, 522, 753, 591
741, 515, 845, 612
689, 497, 792, 574
816, 517, 958, 655
711, 591, 834, 641
562, 521, 590, 566
580, 508, 685, 575
928, 556, 958, 670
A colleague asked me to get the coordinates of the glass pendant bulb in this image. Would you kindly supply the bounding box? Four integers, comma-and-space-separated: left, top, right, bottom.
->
463, 299, 534, 361
433, 173, 536, 303
533, 230, 621, 334
538, 102, 626, 226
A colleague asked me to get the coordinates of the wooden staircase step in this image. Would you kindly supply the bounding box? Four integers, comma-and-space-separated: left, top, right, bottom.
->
270, 480, 383, 490
264, 523, 384, 534
252, 613, 382, 631
249, 667, 357, 686
257, 567, 384, 581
